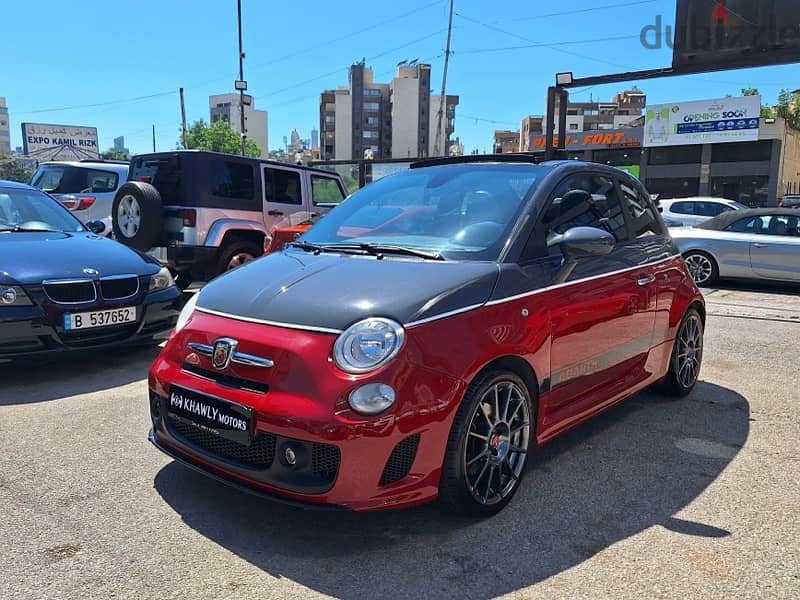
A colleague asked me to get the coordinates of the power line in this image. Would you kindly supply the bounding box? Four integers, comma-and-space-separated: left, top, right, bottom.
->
454, 11, 634, 70
503, 0, 658, 23
456, 34, 641, 55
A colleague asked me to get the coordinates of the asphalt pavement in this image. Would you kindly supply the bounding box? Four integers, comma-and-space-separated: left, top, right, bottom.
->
1, 285, 798, 599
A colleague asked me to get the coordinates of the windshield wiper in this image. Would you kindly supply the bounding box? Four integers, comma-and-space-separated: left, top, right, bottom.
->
328, 243, 445, 261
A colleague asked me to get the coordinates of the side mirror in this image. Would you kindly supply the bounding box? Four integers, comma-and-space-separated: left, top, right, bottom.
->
86, 220, 106, 235
548, 226, 615, 284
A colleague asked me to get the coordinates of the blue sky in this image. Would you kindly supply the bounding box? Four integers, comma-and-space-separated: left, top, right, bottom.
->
3, 0, 798, 155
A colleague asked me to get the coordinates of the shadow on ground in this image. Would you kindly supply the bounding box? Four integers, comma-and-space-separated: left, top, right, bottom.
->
154, 381, 748, 599
704, 280, 800, 296
0, 345, 160, 405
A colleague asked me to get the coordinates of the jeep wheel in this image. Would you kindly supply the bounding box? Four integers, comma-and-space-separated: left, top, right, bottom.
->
111, 182, 163, 251
214, 239, 262, 279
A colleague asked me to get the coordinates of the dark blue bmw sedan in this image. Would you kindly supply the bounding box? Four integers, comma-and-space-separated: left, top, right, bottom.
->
0, 180, 181, 363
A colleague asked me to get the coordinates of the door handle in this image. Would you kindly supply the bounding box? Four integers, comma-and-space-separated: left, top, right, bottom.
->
637, 274, 656, 286
268, 210, 284, 217
753, 243, 768, 248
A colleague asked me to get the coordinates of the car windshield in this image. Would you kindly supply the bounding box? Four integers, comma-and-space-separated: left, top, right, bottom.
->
300, 164, 542, 261
0, 187, 85, 232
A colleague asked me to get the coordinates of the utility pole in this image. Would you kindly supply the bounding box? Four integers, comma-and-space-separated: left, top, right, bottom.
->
179, 87, 188, 149
433, 0, 454, 157
237, 0, 246, 156
152, 124, 156, 152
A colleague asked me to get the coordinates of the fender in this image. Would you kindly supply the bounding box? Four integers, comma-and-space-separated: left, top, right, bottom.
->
204, 219, 267, 247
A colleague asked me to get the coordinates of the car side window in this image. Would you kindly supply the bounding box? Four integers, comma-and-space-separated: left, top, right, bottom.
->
210, 161, 254, 200
671, 201, 693, 215
541, 174, 628, 244
84, 169, 118, 193
311, 176, 346, 206
265, 168, 301, 205
727, 216, 761, 233
763, 215, 799, 237
619, 181, 662, 237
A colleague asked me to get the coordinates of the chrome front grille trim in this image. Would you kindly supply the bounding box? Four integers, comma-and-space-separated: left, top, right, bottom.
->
42, 278, 97, 305
188, 342, 275, 368
99, 274, 140, 300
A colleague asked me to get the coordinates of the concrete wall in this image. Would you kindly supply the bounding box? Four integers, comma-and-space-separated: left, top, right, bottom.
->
391, 78, 419, 159
334, 92, 352, 160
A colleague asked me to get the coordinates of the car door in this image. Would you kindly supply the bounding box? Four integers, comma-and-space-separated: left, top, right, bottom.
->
750, 214, 800, 281
537, 172, 656, 428
669, 201, 701, 226
262, 166, 306, 230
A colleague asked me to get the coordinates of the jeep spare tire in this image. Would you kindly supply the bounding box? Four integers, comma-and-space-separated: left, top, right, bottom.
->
112, 182, 163, 251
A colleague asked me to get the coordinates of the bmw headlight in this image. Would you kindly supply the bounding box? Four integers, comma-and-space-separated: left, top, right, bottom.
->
175, 293, 199, 333
333, 317, 405, 374
0, 286, 32, 306
149, 267, 175, 292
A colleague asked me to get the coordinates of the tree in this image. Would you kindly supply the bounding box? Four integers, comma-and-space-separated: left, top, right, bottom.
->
741, 88, 777, 119
743, 88, 800, 125
0, 160, 33, 183
181, 118, 261, 157
101, 149, 129, 160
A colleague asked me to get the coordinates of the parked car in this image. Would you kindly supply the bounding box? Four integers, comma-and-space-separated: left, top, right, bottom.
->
147, 157, 705, 515
29, 159, 130, 235
778, 195, 800, 209
672, 208, 800, 286
658, 197, 745, 226
0, 180, 181, 363
111, 150, 348, 289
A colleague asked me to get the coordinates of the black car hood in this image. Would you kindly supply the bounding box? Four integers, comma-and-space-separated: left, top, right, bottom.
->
0, 231, 160, 285
196, 249, 500, 331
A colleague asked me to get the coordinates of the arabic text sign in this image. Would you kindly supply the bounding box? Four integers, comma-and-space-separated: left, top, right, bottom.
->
22, 122, 99, 158
644, 96, 760, 147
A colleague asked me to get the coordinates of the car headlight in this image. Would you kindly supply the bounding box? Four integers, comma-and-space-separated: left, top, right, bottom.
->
0, 286, 33, 306
175, 293, 199, 333
333, 317, 405, 374
149, 267, 174, 292
348, 383, 396, 415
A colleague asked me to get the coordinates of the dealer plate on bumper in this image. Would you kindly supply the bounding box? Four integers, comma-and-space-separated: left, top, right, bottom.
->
168, 385, 253, 446
63, 306, 137, 330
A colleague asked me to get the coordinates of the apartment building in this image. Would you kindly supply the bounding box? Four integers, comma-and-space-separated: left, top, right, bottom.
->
209, 93, 269, 157
319, 62, 458, 161
493, 129, 521, 153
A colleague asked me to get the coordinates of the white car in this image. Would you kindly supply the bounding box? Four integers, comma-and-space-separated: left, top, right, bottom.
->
29, 160, 130, 236
658, 197, 746, 227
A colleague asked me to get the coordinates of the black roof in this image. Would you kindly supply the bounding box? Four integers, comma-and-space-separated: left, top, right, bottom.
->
410, 153, 569, 168
697, 208, 800, 231
130, 149, 341, 176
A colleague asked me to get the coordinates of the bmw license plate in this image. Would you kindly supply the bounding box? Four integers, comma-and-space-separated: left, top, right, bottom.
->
63, 306, 137, 330
167, 385, 253, 446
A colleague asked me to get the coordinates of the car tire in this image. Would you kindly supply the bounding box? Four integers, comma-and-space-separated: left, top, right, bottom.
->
438, 370, 533, 516
213, 238, 263, 280
683, 251, 718, 287
111, 182, 163, 251
658, 308, 704, 397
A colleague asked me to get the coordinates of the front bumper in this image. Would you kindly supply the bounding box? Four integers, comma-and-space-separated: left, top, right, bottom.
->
147, 311, 465, 511
0, 285, 181, 362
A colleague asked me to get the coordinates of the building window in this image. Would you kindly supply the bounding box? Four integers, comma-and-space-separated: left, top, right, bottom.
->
569, 124, 579, 131
210, 161, 254, 200
363, 131, 378, 139
711, 140, 773, 163
364, 89, 382, 96
366, 116, 378, 126
567, 109, 579, 116
645, 177, 700, 198
648, 145, 702, 165
709, 175, 770, 207
363, 102, 380, 111
324, 115, 335, 124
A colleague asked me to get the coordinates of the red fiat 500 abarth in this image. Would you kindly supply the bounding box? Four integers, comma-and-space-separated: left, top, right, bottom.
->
148, 157, 705, 515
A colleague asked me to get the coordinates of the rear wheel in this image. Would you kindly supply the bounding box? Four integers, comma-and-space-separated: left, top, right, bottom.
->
213, 239, 262, 280
439, 371, 533, 516
683, 251, 718, 286
658, 308, 704, 397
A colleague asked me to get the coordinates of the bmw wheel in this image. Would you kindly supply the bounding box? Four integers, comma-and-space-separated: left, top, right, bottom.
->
439, 370, 533, 516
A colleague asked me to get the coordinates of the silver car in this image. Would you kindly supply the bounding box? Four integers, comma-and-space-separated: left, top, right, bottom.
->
29, 160, 130, 235
659, 197, 745, 226
671, 209, 800, 285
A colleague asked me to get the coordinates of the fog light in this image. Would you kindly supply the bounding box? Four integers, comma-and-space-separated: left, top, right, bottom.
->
1, 288, 17, 304
284, 447, 297, 466
348, 383, 396, 416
